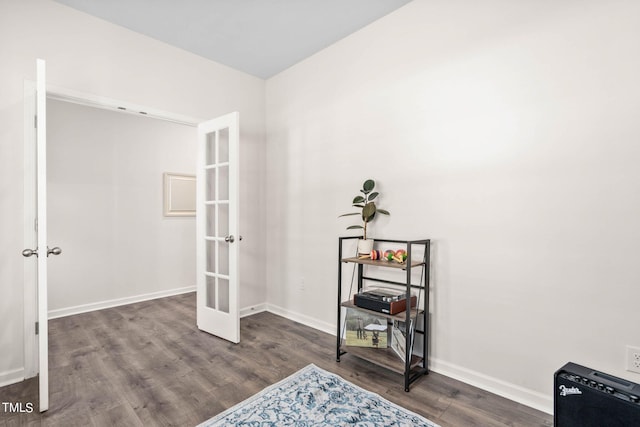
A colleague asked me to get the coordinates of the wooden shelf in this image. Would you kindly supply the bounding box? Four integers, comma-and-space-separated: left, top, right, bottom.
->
341, 257, 424, 270
339, 345, 423, 375
341, 301, 422, 322
337, 237, 431, 391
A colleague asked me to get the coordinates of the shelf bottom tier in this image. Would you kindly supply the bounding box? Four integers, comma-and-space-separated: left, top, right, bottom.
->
339, 345, 423, 375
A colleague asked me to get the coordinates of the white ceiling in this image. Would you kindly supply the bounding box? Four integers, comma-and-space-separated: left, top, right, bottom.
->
53, 0, 412, 79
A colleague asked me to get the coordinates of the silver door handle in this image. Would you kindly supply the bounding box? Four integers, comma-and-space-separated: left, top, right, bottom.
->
225, 235, 235, 243
47, 246, 62, 257
22, 248, 38, 257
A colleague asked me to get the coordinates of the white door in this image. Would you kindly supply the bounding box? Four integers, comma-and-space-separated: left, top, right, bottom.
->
196, 112, 240, 343
22, 59, 59, 412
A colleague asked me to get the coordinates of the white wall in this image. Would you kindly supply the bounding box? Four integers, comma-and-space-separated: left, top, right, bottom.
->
0, 0, 266, 386
266, 0, 640, 412
47, 99, 197, 315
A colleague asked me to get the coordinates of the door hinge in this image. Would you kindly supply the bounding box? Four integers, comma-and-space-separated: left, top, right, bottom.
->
34, 115, 37, 129
34, 218, 38, 232
35, 322, 39, 335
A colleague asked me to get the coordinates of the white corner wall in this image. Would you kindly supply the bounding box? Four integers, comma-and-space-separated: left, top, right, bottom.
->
0, 0, 266, 386
47, 99, 197, 316
265, 0, 640, 413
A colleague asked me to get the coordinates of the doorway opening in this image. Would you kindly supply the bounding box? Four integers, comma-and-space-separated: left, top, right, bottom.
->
23, 84, 200, 381
23, 79, 241, 413
46, 98, 198, 319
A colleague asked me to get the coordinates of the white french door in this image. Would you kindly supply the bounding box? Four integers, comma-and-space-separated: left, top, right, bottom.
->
196, 112, 240, 343
22, 59, 59, 412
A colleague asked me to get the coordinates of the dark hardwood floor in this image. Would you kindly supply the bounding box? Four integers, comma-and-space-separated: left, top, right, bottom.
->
0, 293, 552, 426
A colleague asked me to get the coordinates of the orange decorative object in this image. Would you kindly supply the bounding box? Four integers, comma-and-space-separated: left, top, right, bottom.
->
370, 249, 383, 260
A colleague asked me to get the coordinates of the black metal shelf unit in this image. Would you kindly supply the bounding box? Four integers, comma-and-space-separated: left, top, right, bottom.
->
336, 236, 431, 392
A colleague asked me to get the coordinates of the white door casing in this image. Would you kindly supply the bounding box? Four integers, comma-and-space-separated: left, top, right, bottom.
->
196, 112, 240, 343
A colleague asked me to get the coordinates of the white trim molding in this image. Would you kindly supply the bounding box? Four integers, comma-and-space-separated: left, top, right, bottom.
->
48, 286, 196, 320
46, 83, 202, 127
264, 304, 335, 336
429, 358, 553, 415
240, 303, 268, 318
0, 368, 25, 388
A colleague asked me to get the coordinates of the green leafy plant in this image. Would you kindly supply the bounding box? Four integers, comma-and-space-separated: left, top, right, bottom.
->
339, 179, 390, 240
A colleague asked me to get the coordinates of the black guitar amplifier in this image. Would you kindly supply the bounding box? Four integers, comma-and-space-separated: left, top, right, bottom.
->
554, 362, 640, 427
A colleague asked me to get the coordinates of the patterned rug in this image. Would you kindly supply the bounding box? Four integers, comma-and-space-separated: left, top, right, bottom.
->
198, 364, 440, 426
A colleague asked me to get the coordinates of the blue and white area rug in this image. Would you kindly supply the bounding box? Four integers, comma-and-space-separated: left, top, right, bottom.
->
198, 364, 440, 426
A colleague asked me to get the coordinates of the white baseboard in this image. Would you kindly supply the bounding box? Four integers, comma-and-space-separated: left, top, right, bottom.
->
429, 358, 553, 415
264, 303, 335, 336
0, 368, 24, 388
240, 303, 268, 318
48, 286, 196, 319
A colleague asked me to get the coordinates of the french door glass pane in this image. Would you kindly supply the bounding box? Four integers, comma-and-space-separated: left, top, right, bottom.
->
206, 205, 215, 237
206, 169, 216, 201
206, 276, 216, 309
206, 132, 216, 165
218, 165, 229, 201
219, 242, 229, 276
218, 278, 230, 313
218, 204, 229, 238
218, 128, 229, 163
206, 240, 216, 273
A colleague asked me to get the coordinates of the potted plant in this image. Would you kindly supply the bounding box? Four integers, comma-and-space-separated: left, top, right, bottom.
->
339, 179, 390, 254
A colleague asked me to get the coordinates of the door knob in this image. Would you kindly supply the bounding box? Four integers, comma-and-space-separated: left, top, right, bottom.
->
47, 247, 62, 256
224, 235, 235, 243
22, 248, 38, 257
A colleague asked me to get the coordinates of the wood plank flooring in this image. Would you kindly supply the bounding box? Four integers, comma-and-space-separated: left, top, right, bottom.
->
0, 293, 552, 426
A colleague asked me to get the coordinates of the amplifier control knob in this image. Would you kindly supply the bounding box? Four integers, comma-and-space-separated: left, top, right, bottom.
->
630, 395, 639, 403
597, 383, 604, 390
582, 377, 590, 384
589, 380, 597, 387
605, 386, 615, 394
